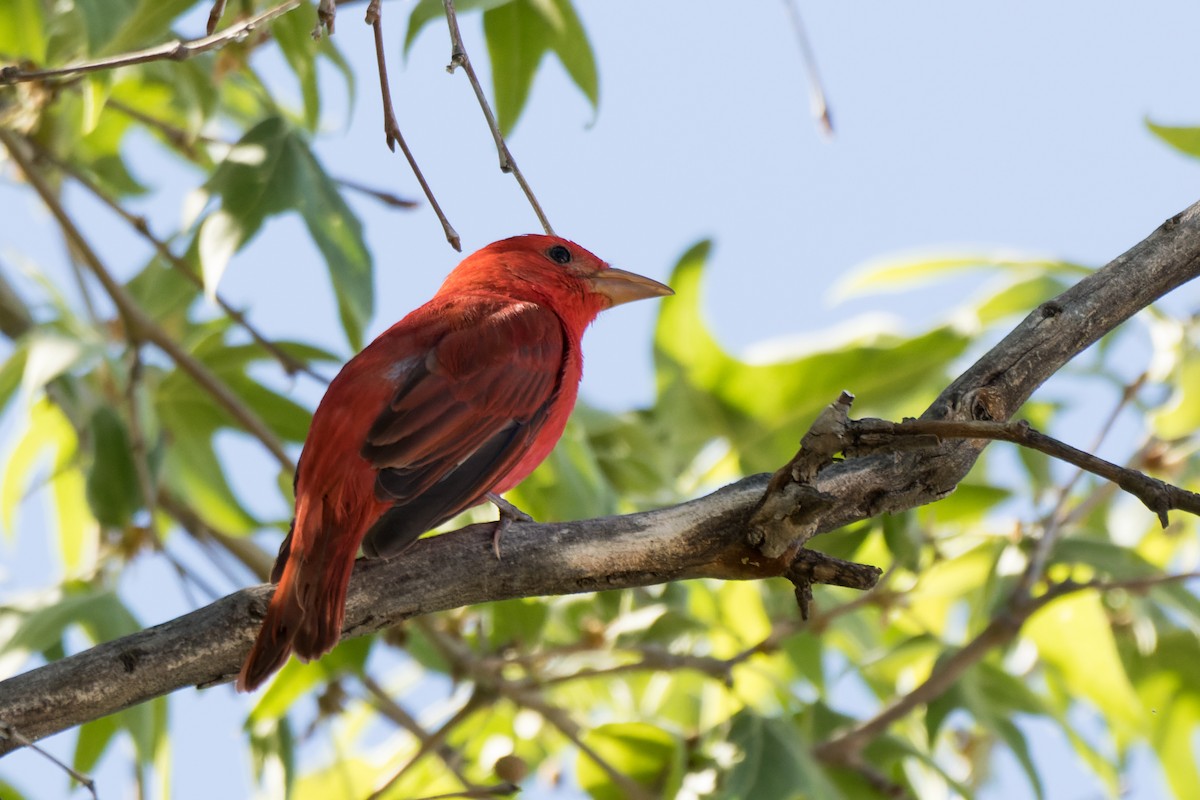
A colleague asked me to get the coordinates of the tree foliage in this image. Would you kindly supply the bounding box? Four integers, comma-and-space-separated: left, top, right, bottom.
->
1, 2, 1199, 799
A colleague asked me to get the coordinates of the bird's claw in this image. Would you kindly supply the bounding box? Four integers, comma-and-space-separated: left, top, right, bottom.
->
486, 492, 534, 560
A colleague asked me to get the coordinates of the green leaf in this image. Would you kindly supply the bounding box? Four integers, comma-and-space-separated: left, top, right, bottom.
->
273, 0, 323, 130
1025, 591, 1143, 736
1152, 347, 1200, 439
484, 1, 553, 136
73, 0, 137, 55
654, 240, 972, 476
483, 0, 598, 135
0, 399, 98, 572
85, 405, 142, 528
1147, 119, 1200, 160
104, 0, 201, 55
0, 341, 29, 418
834, 253, 1088, 300
0, 0, 48, 62
0, 777, 30, 800
545, 0, 598, 110
21, 333, 85, 397
249, 637, 372, 721
5, 586, 138, 656
577, 722, 685, 800
404, 0, 514, 57
722, 711, 839, 800
75, 714, 120, 774
486, 597, 548, 648
203, 117, 373, 349
156, 375, 259, 534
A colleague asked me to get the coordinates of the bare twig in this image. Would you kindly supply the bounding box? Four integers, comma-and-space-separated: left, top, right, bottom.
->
416, 620, 656, 800
360, 674, 480, 791
335, 176, 420, 209
849, 417, 1200, 526
366, 0, 461, 251
409, 786, 519, 800
317, 0, 338, 36
206, 0, 230, 35
814, 570, 1200, 767
0, 721, 97, 799
367, 691, 487, 800
0, 130, 295, 473
441, 0, 555, 235
780, 0, 834, 135
0, 1, 300, 85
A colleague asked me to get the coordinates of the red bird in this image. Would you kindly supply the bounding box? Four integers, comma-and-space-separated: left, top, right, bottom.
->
237, 235, 672, 691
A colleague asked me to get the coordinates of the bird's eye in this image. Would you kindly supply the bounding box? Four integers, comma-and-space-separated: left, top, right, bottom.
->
547, 245, 572, 265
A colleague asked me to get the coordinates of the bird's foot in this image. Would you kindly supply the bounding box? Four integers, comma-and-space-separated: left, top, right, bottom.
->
486, 492, 534, 560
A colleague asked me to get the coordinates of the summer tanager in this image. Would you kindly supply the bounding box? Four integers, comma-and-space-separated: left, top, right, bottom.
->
237, 235, 672, 691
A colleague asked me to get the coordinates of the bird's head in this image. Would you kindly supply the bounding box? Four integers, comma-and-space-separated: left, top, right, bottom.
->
440, 235, 673, 329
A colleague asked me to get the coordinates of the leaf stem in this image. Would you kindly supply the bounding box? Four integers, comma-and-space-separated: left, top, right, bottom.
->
366, 0, 461, 251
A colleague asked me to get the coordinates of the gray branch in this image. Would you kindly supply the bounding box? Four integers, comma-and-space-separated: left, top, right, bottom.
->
2, 200, 1200, 755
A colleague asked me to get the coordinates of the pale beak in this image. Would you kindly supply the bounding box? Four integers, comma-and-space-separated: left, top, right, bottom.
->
588, 267, 674, 307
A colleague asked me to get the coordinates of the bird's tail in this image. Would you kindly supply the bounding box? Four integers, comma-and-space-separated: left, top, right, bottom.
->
236, 514, 358, 692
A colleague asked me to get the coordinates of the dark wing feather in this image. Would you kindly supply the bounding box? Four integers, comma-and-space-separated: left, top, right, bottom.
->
360, 300, 566, 558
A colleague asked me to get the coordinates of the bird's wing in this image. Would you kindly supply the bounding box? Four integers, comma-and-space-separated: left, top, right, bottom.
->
358, 299, 567, 557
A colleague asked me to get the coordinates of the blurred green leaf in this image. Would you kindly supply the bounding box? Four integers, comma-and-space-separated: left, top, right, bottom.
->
85, 405, 142, 528
484, 0, 598, 135
1152, 347, 1200, 439
654, 240, 972, 475
1147, 119, 1200, 159
486, 597, 548, 649
404, 0, 511, 55
273, 0, 323, 130
75, 713, 119, 775
1026, 591, 1143, 736
1129, 631, 1200, 798
104, 0, 200, 55
578, 722, 685, 800
5, 586, 138, 656
834, 254, 1087, 300
0, 0, 48, 62
203, 116, 373, 349
250, 637, 371, 722
721, 710, 839, 800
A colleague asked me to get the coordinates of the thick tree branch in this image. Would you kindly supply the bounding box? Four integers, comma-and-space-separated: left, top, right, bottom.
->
2, 200, 1200, 754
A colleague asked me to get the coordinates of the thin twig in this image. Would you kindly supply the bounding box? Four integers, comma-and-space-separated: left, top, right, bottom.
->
0, 721, 98, 799
851, 418, 1200, 526
416, 619, 655, 800
814, 570, 1200, 766
780, 0, 834, 135
367, 691, 487, 800
366, 0, 461, 251
159, 490, 275, 583
360, 674, 480, 791
1019, 372, 1148, 599
409, 786, 519, 800
441, 0, 555, 235
206, 0, 230, 35
0, 1, 300, 85
125, 348, 159, 525
335, 176, 420, 209
0, 130, 295, 473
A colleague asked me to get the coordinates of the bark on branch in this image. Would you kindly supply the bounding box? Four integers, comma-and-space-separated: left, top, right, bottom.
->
2, 200, 1200, 755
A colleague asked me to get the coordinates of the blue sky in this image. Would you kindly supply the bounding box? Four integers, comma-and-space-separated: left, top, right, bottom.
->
3, 1, 1200, 797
